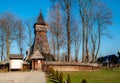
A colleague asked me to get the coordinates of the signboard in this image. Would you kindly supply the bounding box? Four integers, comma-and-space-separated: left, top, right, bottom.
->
10, 60, 22, 69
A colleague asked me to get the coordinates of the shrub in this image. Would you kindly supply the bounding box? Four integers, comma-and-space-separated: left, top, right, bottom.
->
81, 79, 87, 83
51, 68, 55, 76
49, 67, 55, 76
59, 72, 63, 83
49, 67, 52, 74
48, 67, 50, 73
55, 70, 59, 80
67, 74, 71, 83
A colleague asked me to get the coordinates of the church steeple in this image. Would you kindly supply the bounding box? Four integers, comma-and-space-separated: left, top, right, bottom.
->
36, 10, 47, 25
33, 9, 50, 54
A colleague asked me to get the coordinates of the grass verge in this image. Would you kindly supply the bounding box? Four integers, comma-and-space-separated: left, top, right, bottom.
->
47, 69, 120, 83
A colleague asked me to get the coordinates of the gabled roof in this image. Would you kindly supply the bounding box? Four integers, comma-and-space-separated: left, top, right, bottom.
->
9, 54, 23, 59
30, 50, 45, 60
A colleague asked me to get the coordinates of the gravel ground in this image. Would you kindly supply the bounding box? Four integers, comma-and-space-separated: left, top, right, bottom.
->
0, 71, 46, 83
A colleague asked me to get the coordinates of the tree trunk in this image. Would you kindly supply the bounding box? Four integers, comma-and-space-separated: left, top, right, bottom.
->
82, 20, 85, 63
6, 39, 10, 61
66, 2, 71, 62
57, 36, 60, 61
52, 36, 56, 59
75, 49, 79, 62
91, 35, 95, 63
1, 33, 4, 61
95, 22, 101, 61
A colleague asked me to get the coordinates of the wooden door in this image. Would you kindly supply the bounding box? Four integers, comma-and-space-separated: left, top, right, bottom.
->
38, 60, 42, 70
35, 60, 38, 70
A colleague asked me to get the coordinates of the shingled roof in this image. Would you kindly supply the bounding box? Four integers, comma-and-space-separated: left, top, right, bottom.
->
36, 10, 47, 25
30, 50, 45, 60
9, 54, 23, 59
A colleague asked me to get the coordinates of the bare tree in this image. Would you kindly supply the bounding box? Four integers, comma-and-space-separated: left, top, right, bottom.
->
0, 33, 5, 61
63, 0, 72, 62
0, 21, 6, 61
15, 20, 26, 55
69, 16, 81, 62
94, 1, 112, 61
73, 26, 81, 62
51, 0, 74, 62
78, 0, 112, 63
47, 4, 65, 61
90, 30, 97, 62
87, 0, 112, 62
49, 35, 57, 59
78, 0, 91, 62
25, 18, 35, 48
0, 12, 19, 61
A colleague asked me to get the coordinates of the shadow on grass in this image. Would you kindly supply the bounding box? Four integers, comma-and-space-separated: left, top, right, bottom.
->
47, 74, 59, 83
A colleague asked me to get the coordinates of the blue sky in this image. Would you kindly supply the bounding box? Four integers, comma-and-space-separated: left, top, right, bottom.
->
100, 0, 120, 56
0, 0, 51, 19
0, 0, 120, 58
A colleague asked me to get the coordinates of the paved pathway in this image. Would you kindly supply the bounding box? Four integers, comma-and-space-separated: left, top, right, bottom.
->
0, 71, 46, 83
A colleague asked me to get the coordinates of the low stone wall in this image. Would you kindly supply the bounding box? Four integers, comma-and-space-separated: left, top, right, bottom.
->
43, 62, 100, 71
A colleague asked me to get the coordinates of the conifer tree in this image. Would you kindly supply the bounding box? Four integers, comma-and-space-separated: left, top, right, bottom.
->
59, 72, 63, 83
67, 74, 71, 83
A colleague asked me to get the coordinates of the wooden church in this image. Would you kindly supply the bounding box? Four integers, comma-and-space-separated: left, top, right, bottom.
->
25, 10, 54, 70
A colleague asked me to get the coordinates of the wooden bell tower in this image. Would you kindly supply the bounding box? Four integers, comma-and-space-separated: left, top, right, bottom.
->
33, 11, 50, 54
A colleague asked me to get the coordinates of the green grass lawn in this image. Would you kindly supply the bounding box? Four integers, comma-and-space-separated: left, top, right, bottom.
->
47, 69, 120, 83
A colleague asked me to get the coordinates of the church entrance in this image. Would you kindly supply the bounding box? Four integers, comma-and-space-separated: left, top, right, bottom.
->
32, 59, 44, 70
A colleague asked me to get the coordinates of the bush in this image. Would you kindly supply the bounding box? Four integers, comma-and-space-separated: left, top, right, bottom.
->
51, 68, 55, 76
59, 72, 63, 83
67, 74, 71, 83
49, 67, 55, 76
55, 70, 59, 80
49, 67, 52, 74
81, 79, 87, 83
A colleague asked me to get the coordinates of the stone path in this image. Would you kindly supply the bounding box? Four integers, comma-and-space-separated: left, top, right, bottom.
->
0, 71, 46, 83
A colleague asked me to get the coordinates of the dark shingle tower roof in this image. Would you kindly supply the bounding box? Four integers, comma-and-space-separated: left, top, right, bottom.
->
36, 10, 47, 25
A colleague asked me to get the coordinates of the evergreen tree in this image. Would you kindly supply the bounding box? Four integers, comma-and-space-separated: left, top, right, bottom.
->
56, 70, 59, 80
81, 79, 87, 83
59, 72, 63, 83
67, 74, 71, 83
